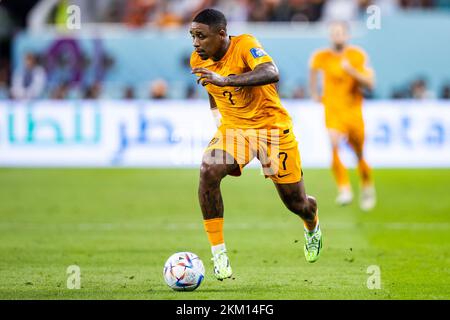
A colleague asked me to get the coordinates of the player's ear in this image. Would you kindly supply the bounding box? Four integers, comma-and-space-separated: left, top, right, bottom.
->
218, 28, 227, 39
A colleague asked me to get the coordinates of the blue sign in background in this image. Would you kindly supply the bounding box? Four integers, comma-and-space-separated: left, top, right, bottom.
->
1, 100, 449, 168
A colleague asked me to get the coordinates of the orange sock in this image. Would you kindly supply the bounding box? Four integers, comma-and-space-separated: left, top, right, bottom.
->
358, 158, 372, 187
203, 218, 224, 246
332, 149, 350, 188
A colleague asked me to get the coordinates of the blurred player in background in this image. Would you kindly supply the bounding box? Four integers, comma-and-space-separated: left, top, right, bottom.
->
309, 21, 376, 211
190, 9, 322, 280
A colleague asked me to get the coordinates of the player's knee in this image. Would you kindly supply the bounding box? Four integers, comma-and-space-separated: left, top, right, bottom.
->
199, 162, 225, 184
354, 149, 364, 161
331, 145, 340, 155
329, 136, 341, 150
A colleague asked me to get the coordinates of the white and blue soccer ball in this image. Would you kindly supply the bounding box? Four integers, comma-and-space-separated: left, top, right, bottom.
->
163, 252, 205, 291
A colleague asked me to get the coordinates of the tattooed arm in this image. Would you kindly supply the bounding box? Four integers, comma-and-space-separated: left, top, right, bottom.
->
192, 62, 279, 87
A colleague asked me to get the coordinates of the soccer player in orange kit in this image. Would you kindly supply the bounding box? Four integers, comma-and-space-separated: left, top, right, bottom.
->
309, 21, 376, 211
190, 8, 322, 280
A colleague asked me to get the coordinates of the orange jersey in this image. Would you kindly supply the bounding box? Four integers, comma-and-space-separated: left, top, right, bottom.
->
310, 46, 372, 128
191, 34, 292, 130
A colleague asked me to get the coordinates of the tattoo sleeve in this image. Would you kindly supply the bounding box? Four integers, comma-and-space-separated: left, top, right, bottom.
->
225, 62, 280, 87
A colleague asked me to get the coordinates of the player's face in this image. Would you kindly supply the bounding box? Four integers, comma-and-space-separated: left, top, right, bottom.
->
190, 22, 226, 60
329, 23, 349, 48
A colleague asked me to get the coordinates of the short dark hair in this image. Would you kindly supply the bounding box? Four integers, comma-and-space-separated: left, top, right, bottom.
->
192, 8, 227, 32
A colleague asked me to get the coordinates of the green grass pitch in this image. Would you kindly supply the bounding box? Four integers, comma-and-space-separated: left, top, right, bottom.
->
0, 168, 449, 300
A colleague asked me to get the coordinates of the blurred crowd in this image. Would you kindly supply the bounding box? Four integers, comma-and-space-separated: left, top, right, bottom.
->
23, 0, 450, 28
391, 78, 450, 100
1, 0, 450, 101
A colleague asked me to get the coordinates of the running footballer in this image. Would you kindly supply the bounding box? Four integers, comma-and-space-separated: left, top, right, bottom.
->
309, 22, 376, 211
190, 9, 322, 280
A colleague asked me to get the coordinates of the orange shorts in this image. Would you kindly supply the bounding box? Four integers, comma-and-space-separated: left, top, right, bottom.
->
205, 127, 302, 184
326, 117, 365, 151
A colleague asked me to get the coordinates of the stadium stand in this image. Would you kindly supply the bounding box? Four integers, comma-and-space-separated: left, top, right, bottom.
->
1, 0, 450, 100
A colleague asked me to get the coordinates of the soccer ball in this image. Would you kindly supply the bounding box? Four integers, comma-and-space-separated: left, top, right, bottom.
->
163, 252, 205, 291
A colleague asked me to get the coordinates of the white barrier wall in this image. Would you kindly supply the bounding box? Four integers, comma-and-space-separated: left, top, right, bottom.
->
1, 100, 449, 168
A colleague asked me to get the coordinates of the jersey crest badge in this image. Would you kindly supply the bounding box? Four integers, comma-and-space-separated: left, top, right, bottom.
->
250, 47, 267, 58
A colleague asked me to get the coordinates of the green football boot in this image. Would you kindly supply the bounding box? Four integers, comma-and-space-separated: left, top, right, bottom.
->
304, 226, 323, 263
212, 250, 232, 280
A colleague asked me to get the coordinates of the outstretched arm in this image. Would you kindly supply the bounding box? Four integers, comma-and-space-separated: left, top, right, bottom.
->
192, 62, 279, 87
